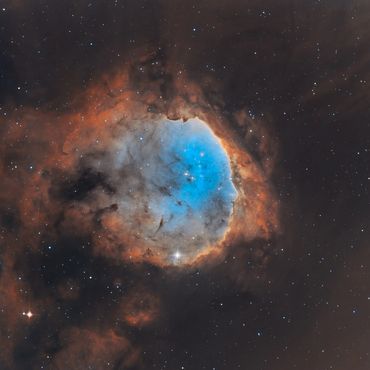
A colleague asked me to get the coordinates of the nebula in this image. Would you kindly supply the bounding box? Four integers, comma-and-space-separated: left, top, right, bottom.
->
0, 1, 369, 369
0, 59, 278, 368
87, 116, 238, 264
0, 62, 277, 268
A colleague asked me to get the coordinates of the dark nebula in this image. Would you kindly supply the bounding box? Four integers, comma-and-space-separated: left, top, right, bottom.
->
0, 1, 369, 370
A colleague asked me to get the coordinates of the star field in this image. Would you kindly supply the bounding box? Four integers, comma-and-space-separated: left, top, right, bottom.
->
0, 1, 369, 370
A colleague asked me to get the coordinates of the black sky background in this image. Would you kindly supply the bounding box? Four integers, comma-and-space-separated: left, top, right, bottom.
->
0, 0, 369, 369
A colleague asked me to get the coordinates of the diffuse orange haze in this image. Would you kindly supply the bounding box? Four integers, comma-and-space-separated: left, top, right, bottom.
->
0, 60, 278, 368
2, 64, 278, 267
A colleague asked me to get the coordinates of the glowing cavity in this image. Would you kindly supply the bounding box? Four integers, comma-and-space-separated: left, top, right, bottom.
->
114, 117, 237, 263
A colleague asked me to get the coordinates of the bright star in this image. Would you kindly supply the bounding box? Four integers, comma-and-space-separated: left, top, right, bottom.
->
22, 310, 33, 319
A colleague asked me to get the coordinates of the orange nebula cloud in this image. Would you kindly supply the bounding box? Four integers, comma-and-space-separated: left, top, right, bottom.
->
122, 289, 160, 328
0, 61, 279, 269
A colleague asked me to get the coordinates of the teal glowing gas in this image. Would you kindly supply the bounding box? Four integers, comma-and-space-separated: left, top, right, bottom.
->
107, 117, 238, 264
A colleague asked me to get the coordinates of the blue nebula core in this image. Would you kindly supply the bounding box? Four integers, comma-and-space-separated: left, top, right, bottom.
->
151, 119, 236, 234
112, 117, 237, 262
